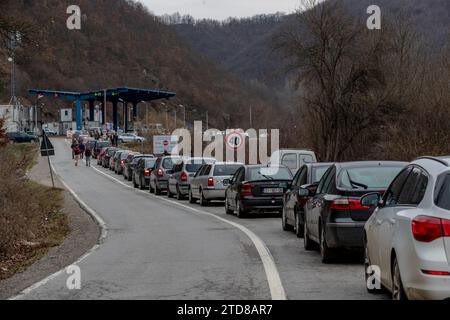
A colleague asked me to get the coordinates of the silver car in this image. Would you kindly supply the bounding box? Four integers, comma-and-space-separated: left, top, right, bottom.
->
167, 157, 216, 200
189, 162, 243, 206
363, 156, 450, 300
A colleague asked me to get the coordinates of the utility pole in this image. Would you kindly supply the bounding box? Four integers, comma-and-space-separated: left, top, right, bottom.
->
8, 31, 21, 131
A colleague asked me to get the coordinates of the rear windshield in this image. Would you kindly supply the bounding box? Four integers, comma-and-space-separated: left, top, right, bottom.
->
145, 159, 156, 168
162, 157, 181, 169
248, 167, 293, 181
121, 152, 130, 159
434, 174, 450, 210
108, 150, 117, 156
312, 166, 331, 183
186, 163, 203, 173
214, 165, 242, 176
97, 142, 110, 148
339, 166, 403, 190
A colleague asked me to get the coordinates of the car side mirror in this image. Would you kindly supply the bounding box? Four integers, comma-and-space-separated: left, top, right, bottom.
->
361, 193, 380, 208
298, 188, 310, 197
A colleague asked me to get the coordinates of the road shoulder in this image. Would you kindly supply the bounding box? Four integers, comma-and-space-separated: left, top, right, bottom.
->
0, 151, 100, 299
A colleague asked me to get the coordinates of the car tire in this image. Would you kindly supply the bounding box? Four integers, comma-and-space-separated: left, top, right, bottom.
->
199, 190, 208, 207
236, 200, 247, 219
188, 189, 196, 204
294, 211, 304, 238
225, 198, 234, 215
392, 255, 408, 300
282, 206, 292, 231
176, 186, 184, 200
364, 238, 384, 294
303, 219, 315, 251
319, 221, 334, 264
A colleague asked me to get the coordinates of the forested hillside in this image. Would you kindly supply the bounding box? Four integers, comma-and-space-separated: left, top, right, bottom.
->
0, 0, 279, 128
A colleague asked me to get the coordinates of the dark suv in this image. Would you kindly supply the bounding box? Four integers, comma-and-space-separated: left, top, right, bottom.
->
7, 132, 39, 143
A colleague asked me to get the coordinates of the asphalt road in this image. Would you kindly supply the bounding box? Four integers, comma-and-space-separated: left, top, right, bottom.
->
15, 139, 389, 300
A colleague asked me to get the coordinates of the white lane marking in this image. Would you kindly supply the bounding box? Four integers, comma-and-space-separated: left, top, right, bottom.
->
89, 162, 287, 300
9, 148, 108, 300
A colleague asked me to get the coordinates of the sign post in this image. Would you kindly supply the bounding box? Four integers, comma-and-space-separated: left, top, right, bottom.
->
40, 132, 55, 188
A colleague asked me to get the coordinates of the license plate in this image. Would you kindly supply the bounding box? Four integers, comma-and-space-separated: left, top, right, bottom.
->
264, 188, 283, 194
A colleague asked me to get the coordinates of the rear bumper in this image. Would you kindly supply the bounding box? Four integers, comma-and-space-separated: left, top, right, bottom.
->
325, 221, 366, 249
178, 183, 190, 195
241, 197, 283, 212
156, 179, 168, 190
203, 188, 226, 200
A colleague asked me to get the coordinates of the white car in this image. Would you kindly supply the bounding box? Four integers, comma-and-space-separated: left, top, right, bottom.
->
362, 156, 450, 300
119, 133, 145, 143
268, 149, 317, 174
43, 128, 57, 136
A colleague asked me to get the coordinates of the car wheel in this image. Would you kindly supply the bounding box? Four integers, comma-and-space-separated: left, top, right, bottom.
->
236, 200, 247, 219
303, 219, 315, 250
319, 221, 334, 264
392, 256, 407, 300
282, 206, 292, 231
188, 189, 196, 204
139, 178, 146, 190
294, 211, 304, 238
225, 197, 234, 215
365, 238, 383, 294
176, 186, 184, 200
149, 182, 155, 194
199, 190, 209, 207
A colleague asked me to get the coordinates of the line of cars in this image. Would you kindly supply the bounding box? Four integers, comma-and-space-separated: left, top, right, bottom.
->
92, 145, 450, 300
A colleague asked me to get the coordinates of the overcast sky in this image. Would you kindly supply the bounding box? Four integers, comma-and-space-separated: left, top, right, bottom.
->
140, 0, 302, 20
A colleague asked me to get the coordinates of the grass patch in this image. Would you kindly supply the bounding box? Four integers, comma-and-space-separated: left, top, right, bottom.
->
0, 144, 69, 280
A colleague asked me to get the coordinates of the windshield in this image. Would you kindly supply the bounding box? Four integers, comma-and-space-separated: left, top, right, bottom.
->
312, 166, 331, 183
248, 167, 293, 181
162, 157, 181, 169
145, 159, 157, 169
339, 166, 403, 190
214, 165, 242, 176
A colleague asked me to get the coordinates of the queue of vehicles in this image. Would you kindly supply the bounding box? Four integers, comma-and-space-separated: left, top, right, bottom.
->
91, 144, 450, 300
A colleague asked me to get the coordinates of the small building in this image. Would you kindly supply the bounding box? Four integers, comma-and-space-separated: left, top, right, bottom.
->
0, 104, 41, 133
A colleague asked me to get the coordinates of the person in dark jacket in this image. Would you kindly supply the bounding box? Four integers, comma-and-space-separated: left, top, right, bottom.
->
85, 147, 92, 167
72, 144, 81, 167
79, 142, 86, 159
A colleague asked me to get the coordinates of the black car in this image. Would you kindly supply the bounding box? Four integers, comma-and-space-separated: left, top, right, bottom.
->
303, 161, 407, 263
224, 165, 293, 218
93, 141, 111, 159
102, 147, 118, 168
7, 132, 39, 143
133, 157, 157, 190
282, 163, 333, 237
125, 154, 153, 181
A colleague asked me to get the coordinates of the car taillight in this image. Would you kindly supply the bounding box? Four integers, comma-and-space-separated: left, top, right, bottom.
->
330, 198, 370, 211
144, 169, 150, 177
240, 182, 252, 197
421, 270, 450, 276
207, 177, 214, 187
157, 168, 164, 177
121, 160, 125, 166
412, 215, 450, 243
181, 171, 188, 182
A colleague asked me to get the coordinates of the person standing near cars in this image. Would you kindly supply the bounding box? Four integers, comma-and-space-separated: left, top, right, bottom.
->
85, 147, 92, 167
79, 142, 85, 159
71, 139, 77, 159
73, 144, 81, 167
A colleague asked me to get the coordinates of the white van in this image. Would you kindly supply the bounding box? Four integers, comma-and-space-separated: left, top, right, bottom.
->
268, 149, 317, 174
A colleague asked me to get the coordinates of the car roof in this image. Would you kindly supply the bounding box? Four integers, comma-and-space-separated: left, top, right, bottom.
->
336, 161, 408, 168
213, 162, 244, 166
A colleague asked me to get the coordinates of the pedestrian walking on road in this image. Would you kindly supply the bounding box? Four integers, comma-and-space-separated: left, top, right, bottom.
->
79, 142, 86, 160
85, 147, 92, 167
73, 144, 81, 167
71, 140, 77, 159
